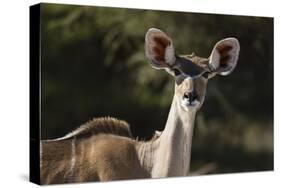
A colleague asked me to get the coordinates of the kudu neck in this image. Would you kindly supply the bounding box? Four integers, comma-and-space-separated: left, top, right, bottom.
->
150, 95, 197, 177
162, 95, 197, 137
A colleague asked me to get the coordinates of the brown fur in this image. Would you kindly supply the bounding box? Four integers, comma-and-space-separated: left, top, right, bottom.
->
41, 135, 149, 184
183, 53, 210, 68
59, 117, 132, 140
40, 117, 149, 184
91, 135, 149, 181
41, 139, 74, 184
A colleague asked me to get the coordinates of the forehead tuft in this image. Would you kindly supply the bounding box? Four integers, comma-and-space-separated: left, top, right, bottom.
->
181, 53, 209, 69
174, 54, 210, 77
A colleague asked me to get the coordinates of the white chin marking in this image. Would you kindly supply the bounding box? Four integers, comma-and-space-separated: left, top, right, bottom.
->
181, 99, 200, 111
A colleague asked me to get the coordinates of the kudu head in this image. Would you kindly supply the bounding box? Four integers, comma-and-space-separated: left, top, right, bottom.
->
145, 28, 240, 112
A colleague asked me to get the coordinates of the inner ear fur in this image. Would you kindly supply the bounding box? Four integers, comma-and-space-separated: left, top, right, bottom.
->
209, 38, 240, 76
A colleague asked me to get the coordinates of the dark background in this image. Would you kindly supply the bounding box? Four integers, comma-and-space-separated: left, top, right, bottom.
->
41, 3, 273, 174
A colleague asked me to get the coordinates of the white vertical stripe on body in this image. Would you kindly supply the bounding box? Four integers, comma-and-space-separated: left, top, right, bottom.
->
70, 137, 76, 179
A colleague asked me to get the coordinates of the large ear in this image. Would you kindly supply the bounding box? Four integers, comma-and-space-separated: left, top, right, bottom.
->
145, 28, 176, 69
209, 38, 240, 76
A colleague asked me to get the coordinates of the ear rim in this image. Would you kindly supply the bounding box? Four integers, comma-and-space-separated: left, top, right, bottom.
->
145, 28, 176, 69
209, 37, 240, 76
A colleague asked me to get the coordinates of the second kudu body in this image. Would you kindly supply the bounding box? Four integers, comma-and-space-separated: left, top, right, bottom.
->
40, 28, 240, 184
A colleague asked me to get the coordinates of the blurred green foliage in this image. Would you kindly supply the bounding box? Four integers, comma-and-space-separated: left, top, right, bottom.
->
40, 3, 273, 173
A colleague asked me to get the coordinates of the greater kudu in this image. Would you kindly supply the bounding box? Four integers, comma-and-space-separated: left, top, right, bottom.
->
40, 28, 240, 184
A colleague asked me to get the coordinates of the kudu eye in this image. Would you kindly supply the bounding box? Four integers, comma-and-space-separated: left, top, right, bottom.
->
173, 69, 181, 76
202, 71, 211, 79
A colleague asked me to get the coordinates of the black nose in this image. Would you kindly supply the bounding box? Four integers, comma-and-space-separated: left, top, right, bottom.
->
183, 91, 198, 104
